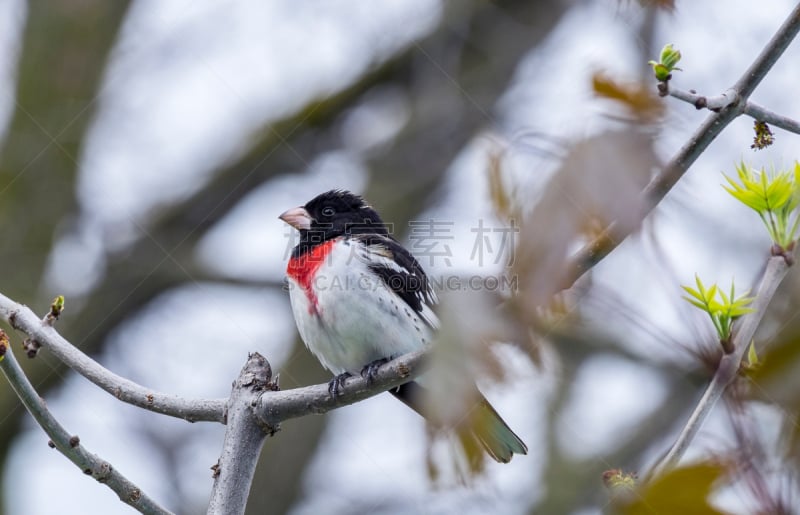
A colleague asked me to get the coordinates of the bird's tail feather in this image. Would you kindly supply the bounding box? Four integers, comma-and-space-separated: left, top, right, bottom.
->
390, 381, 527, 464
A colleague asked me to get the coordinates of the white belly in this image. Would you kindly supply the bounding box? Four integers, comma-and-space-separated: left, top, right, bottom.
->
287, 241, 432, 375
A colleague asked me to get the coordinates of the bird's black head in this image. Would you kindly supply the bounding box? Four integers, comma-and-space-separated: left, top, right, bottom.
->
280, 190, 390, 254
304, 190, 386, 235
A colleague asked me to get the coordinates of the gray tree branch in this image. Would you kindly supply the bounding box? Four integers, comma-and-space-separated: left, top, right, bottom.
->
652, 252, 794, 476
0, 293, 226, 422
207, 353, 275, 515
0, 288, 428, 515
666, 86, 800, 135
254, 349, 426, 427
0, 333, 172, 515
562, 1, 800, 290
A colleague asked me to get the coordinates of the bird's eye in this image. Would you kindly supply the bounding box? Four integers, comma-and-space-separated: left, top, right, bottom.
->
321, 207, 335, 217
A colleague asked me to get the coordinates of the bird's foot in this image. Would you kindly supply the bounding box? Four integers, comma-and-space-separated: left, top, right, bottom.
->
328, 372, 352, 398
360, 358, 389, 384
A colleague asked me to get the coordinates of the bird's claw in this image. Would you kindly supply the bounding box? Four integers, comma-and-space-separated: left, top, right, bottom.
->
360, 358, 389, 384
328, 372, 351, 398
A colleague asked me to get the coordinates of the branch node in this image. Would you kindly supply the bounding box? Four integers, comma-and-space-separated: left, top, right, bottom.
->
255, 417, 280, 437
693, 96, 707, 109
79, 461, 114, 483
771, 243, 796, 265
97, 461, 113, 481
242, 352, 276, 392
23, 338, 41, 358
720, 338, 735, 354
398, 363, 411, 378
69, 435, 80, 448
8, 310, 21, 330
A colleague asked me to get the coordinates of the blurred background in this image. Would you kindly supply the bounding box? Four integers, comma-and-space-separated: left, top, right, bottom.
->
1, 0, 799, 513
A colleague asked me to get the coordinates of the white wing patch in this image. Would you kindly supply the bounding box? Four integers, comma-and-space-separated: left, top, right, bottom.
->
356, 239, 439, 331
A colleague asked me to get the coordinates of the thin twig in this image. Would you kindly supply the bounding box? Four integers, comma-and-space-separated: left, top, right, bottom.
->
0, 293, 226, 423
666, 87, 739, 111
651, 254, 792, 477
667, 87, 800, 135
743, 101, 800, 135
562, 2, 800, 289
731, 4, 800, 99
0, 340, 173, 515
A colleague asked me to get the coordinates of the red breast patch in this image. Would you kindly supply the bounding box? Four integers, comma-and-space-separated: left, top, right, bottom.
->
287, 239, 337, 314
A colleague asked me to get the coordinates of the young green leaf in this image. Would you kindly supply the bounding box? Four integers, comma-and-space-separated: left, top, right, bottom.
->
723, 162, 800, 249
681, 277, 755, 344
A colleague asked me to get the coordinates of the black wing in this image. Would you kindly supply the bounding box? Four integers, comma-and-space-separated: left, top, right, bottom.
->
355, 234, 438, 328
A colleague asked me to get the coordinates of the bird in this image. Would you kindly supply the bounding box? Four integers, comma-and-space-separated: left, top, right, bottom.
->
279, 189, 527, 463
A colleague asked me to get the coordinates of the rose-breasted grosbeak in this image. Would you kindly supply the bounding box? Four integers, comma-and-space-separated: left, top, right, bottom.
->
280, 190, 527, 463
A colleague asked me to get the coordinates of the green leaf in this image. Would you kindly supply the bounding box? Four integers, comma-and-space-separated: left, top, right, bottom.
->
722, 162, 800, 248
765, 172, 792, 210
648, 44, 682, 81
681, 285, 705, 304
694, 274, 704, 293
682, 296, 709, 311
729, 306, 756, 318
659, 43, 674, 63
650, 63, 671, 81
682, 276, 754, 343
658, 44, 682, 71
717, 287, 730, 306
705, 284, 718, 304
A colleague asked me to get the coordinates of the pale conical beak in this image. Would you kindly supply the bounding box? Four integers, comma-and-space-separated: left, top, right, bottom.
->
279, 206, 312, 231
